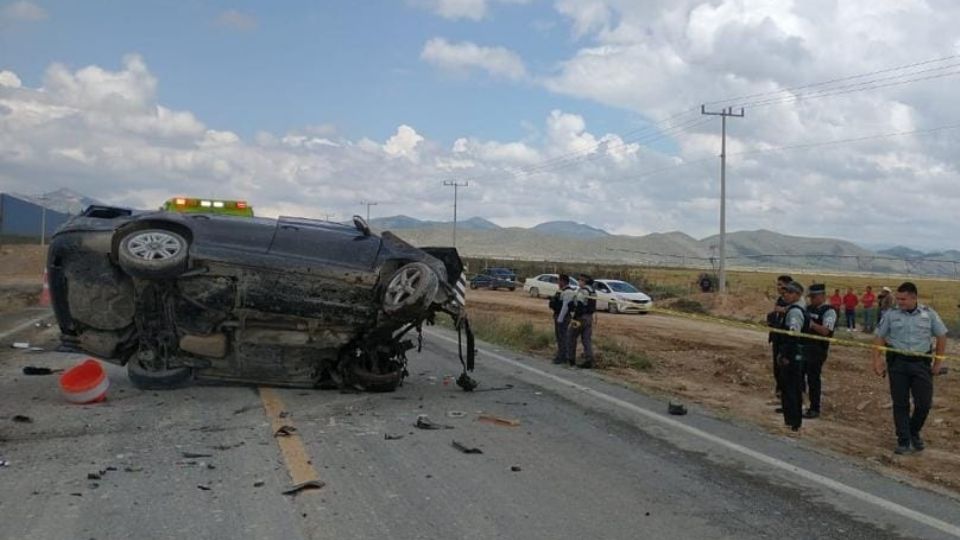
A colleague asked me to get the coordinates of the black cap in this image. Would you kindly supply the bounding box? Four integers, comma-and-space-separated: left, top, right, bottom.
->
807, 283, 826, 295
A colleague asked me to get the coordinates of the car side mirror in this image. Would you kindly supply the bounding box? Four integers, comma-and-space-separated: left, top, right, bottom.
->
352, 215, 372, 236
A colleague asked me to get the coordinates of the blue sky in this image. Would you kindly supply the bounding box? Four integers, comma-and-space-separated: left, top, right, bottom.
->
1, 0, 959, 249
0, 0, 640, 144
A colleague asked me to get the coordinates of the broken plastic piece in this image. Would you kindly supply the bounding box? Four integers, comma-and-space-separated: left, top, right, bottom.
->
415, 415, 454, 430
274, 425, 297, 437
668, 402, 688, 416
446, 410, 466, 419
11, 415, 33, 423
451, 440, 483, 454
384, 433, 405, 440
197, 484, 212, 491
181, 451, 213, 458
282, 480, 325, 496
510, 465, 522, 472
22, 366, 62, 376
477, 414, 520, 427
11, 342, 29, 349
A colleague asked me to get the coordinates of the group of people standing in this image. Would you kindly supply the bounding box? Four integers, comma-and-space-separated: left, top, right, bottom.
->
829, 286, 895, 334
768, 276, 948, 454
548, 273, 596, 369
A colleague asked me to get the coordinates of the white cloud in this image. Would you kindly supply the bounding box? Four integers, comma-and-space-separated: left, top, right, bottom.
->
1, 1, 47, 21
215, 9, 257, 31
383, 125, 425, 162
412, 0, 532, 21
421, 38, 527, 80
0, 70, 22, 88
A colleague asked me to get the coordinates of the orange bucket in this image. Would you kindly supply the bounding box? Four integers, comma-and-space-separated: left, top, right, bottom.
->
59, 359, 110, 404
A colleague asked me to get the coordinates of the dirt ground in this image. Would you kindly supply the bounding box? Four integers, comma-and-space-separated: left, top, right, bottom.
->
0, 245, 45, 312
467, 288, 960, 495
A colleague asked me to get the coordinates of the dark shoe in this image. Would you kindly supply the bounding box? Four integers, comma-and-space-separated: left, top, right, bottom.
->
775, 407, 784, 414
894, 444, 913, 455
790, 425, 800, 432
802, 409, 820, 419
911, 436, 925, 451
578, 361, 594, 369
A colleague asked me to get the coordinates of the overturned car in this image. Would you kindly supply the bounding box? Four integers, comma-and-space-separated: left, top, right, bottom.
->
47, 206, 475, 391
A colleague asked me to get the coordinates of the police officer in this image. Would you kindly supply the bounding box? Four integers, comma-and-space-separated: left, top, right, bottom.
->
777, 281, 809, 431
565, 273, 597, 368
767, 274, 793, 405
550, 274, 576, 365
872, 282, 948, 455
802, 284, 837, 419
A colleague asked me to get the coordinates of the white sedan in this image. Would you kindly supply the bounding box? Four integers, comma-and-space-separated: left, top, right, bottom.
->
593, 279, 653, 314
523, 274, 578, 298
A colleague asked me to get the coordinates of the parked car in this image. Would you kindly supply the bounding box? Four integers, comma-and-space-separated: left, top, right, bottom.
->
47, 205, 476, 392
523, 273, 579, 298
469, 267, 517, 291
592, 279, 653, 314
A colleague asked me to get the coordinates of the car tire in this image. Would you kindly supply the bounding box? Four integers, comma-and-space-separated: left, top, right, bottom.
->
382, 262, 439, 315
469, 281, 478, 290
509, 287, 516, 292
117, 228, 189, 279
529, 287, 539, 298
608, 302, 619, 314
127, 358, 193, 390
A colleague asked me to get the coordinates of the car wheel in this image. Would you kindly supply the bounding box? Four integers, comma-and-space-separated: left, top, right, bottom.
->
608, 302, 619, 314
529, 287, 539, 298
383, 262, 439, 315
127, 357, 192, 390
509, 287, 516, 292
117, 228, 189, 279
469, 281, 478, 290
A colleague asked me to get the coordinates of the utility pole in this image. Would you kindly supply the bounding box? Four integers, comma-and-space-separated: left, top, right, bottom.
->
360, 201, 378, 222
442, 180, 468, 247
701, 105, 744, 294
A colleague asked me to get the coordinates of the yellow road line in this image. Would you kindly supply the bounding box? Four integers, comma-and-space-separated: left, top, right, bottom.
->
259, 387, 321, 488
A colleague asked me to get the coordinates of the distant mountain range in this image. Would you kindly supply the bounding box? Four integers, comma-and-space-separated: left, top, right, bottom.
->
370, 215, 960, 277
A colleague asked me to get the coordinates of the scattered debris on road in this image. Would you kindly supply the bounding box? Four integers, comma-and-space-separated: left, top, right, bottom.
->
668, 402, 688, 416
446, 410, 466, 419
211, 441, 245, 451
197, 484, 212, 491
11, 342, 30, 349
34, 321, 52, 328
282, 480, 325, 496
254, 481, 265, 488
475, 384, 515, 393
0, 459, 9, 467
415, 415, 454, 430
384, 433, 405, 440
22, 366, 62, 375
510, 465, 522, 472
11, 415, 33, 423
274, 425, 297, 437
477, 413, 521, 427
451, 440, 483, 454
181, 451, 213, 459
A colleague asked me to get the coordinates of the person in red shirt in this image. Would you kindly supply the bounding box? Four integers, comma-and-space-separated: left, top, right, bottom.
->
842, 288, 858, 330
860, 285, 877, 333
830, 289, 843, 312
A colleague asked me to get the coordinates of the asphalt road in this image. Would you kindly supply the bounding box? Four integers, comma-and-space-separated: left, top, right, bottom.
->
1, 311, 960, 540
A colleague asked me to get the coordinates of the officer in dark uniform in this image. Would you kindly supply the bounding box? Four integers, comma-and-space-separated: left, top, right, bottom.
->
550, 274, 575, 365
777, 281, 809, 431
566, 273, 597, 368
802, 284, 837, 419
766, 274, 793, 405
873, 282, 948, 454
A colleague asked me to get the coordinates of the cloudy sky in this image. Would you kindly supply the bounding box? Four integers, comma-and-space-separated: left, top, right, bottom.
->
1, 0, 959, 249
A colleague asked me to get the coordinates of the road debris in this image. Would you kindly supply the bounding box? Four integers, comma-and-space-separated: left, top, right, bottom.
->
197, 484, 212, 491
281, 480, 325, 496
232, 405, 258, 415
384, 433, 405, 440
475, 384, 515, 393
34, 321, 52, 328
415, 415, 454, 430
278, 410, 291, 419
274, 425, 297, 437
668, 402, 688, 416
124, 466, 144, 473
11, 415, 33, 423
181, 451, 213, 459
451, 440, 483, 454
11, 342, 30, 349
22, 366, 63, 376
87, 472, 102, 480
477, 413, 521, 427
0, 459, 9, 467
254, 481, 265, 488
446, 410, 466, 419
211, 441, 245, 451
510, 465, 522, 472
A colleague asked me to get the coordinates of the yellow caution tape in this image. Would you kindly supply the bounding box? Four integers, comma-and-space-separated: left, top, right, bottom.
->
640, 305, 953, 363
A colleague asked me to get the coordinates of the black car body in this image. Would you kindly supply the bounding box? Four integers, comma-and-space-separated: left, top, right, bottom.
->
48, 205, 475, 391
469, 267, 517, 291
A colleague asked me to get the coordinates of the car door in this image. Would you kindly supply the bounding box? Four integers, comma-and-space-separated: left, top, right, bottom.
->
594, 282, 613, 307
268, 217, 381, 272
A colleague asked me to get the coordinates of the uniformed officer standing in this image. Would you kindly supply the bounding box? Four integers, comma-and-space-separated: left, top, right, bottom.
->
802, 284, 837, 419
872, 282, 948, 454
766, 274, 793, 405
777, 281, 809, 431
550, 274, 576, 365
565, 273, 597, 368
